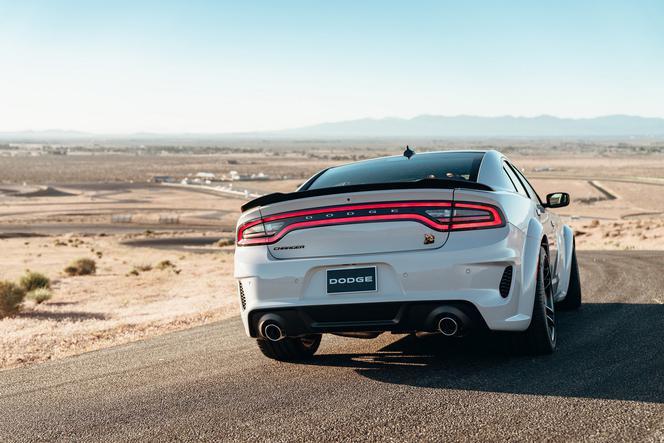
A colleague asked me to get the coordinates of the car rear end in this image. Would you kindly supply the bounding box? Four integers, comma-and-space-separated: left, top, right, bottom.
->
234, 151, 531, 342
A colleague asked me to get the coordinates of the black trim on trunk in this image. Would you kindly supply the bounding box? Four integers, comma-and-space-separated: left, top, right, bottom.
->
241, 179, 493, 212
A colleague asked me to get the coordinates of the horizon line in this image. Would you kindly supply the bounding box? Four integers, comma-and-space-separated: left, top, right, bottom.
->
2, 113, 664, 137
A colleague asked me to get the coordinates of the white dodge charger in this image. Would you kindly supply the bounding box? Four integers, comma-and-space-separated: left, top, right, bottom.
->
234, 149, 582, 361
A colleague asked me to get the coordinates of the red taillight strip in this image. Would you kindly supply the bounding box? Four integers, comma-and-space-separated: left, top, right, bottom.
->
450, 203, 503, 230
236, 200, 504, 246
236, 218, 265, 241
237, 201, 452, 243
239, 213, 451, 245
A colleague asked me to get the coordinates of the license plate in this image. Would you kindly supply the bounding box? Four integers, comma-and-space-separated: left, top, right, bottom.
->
326, 266, 377, 294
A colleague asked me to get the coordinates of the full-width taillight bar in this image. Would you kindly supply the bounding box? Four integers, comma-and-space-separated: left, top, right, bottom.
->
237, 201, 504, 246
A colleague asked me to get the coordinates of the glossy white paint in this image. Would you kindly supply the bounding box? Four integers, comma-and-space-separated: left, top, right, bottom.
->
234, 150, 574, 336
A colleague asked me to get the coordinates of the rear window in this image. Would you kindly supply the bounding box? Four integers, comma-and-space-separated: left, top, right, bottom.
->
306, 152, 485, 190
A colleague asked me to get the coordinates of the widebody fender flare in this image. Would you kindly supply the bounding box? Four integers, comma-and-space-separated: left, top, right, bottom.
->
511, 218, 544, 328
554, 224, 575, 302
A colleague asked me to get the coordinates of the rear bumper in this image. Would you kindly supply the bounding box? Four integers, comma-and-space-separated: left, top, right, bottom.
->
235, 224, 536, 335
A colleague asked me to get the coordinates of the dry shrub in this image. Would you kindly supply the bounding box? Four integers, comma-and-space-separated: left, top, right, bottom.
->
27, 288, 53, 304
0, 281, 26, 318
64, 258, 97, 276
217, 238, 235, 247
20, 271, 51, 292
156, 260, 181, 274
156, 260, 175, 270
127, 264, 152, 276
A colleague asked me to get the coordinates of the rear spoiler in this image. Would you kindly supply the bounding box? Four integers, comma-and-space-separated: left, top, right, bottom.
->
241, 179, 493, 212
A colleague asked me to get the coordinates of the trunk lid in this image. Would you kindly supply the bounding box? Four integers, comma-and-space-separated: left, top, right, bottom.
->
257, 189, 454, 259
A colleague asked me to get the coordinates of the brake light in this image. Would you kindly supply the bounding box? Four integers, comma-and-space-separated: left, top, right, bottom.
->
240, 221, 286, 239
425, 203, 503, 229
237, 201, 504, 246
450, 203, 504, 230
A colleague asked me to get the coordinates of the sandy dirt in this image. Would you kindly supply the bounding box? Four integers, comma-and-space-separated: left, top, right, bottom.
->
0, 232, 237, 368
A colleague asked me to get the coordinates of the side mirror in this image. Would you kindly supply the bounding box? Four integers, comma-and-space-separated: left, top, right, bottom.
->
545, 192, 570, 208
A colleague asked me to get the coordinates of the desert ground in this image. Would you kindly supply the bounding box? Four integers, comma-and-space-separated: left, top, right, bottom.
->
1, 143, 664, 369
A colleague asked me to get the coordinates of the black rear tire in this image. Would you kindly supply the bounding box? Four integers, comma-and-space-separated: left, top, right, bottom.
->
556, 244, 582, 310
514, 247, 557, 355
256, 334, 322, 361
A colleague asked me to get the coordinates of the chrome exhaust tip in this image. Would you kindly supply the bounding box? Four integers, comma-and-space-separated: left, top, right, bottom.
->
262, 322, 285, 342
438, 316, 459, 337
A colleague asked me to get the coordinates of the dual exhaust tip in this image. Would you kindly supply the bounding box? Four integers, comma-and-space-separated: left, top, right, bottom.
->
429, 305, 470, 337
260, 320, 286, 342
437, 316, 459, 337
258, 307, 469, 341
258, 313, 288, 342
263, 317, 460, 339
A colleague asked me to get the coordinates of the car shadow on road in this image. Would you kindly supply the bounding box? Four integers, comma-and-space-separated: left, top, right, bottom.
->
304, 303, 664, 403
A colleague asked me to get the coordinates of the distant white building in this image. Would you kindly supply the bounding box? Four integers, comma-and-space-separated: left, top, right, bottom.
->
196, 172, 216, 180
251, 172, 270, 180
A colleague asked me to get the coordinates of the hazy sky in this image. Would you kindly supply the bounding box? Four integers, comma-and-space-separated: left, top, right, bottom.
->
1, 0, 663, 133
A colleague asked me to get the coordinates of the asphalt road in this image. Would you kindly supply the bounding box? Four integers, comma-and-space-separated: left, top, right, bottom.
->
1, 251, 663, 442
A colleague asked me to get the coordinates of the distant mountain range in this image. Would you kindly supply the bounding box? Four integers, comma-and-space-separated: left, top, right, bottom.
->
2, 115, 664, 142
279, 115, 664, 137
